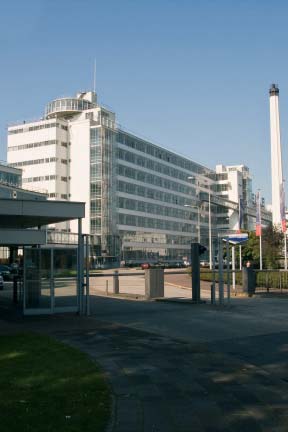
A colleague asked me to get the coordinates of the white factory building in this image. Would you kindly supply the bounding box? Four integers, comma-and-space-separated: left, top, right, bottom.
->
7, 90, 271, 266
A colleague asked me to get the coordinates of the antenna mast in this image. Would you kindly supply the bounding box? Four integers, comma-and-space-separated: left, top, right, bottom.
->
93, 59, 96, 93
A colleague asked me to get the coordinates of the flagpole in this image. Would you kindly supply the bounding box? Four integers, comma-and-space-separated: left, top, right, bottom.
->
257, 190, 263, 270
259, 232, 263, 270
259, 194, 263, 271
284, 233, 287, 270
281, 181, 287, 271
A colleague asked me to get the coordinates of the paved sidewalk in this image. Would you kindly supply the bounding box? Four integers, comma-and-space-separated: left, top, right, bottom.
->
54, 322, 288, 432
1, 295, 288, 431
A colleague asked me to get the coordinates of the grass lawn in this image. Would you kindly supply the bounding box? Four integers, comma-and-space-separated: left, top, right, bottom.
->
0, 333, 111, 432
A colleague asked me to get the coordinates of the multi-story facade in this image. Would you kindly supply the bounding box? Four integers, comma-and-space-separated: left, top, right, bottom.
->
214, 164, 271, 232
7, 90, 272, 265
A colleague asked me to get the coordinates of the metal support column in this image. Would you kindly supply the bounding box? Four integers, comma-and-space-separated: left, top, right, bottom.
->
226, 239, 231, 304
218, 238, 224, 305
77, 218, 84, 315
85, 235, 90, 316
191, 243, 201, 302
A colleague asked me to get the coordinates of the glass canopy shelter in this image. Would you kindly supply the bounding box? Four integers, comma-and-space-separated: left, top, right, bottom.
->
0, 198, 86, 316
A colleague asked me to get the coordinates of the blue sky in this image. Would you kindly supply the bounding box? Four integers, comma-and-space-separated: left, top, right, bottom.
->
1, 0, 288, 201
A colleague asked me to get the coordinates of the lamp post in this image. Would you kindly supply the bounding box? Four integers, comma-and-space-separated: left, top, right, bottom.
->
184, 204, 201, 243
188, 176, 213, 270
208, 186, 212, 270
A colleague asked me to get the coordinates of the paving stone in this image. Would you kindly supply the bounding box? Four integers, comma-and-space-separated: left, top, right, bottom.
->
4, 306, 288, 432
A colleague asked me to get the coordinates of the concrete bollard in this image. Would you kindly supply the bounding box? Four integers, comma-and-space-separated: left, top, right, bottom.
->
13, 276, 18, 303
242, 267, 256, 296
210, 283, 216, 304
145, 268, 164, 299
113, 270, 119, 294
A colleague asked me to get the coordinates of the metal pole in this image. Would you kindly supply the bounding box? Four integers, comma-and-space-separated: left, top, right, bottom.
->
226, 239, 231, 304
78, 218, 83, 315
239, 245, 242, 270
232, 245, 235, 292
258, 190, 263, 270
259, 234, 263, 270
191, 243, 201, 302
85, 235, 90, 316
211, 242, 216, 304
208, 188, 212, 270
284, 233, 287, 271
197, 207, 201, 244
51, 248, 54, 313
218, 237, 224, 305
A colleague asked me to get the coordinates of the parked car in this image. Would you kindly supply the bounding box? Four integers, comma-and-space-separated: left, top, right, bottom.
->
141, 263, 151, 269
0, 265, 12, 281
0, 274, 3, 290
200, 260, 209, 268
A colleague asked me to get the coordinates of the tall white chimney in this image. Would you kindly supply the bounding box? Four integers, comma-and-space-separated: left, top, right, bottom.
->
269, 84, 284, 225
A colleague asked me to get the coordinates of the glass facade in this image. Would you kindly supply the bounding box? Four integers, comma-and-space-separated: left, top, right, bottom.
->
46, 98, 94, 118
89, 125, 215, 263
113, 131, 213, 263
0, 168, 21, 187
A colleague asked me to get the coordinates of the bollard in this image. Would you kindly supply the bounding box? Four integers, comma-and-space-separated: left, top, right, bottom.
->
13, 276, 18, 304
113, 271, 119, 294
145, 268, 164, 299
191, 243, 200, 303
242, 267, 256, 296
210, 283, 216, 304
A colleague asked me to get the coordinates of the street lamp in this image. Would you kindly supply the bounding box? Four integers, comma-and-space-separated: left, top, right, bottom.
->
188, 176, 212, 270
184, 204, 201, 243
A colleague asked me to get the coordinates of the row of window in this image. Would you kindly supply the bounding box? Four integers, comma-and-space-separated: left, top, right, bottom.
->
8, 139, 58, 152
8, 122, 68, 135
23, 175, 57, 183
118, 197, 197, 221
118, 213, 193, 233
120, 231, 192, 246
12, 158, 68, 167
117, 131, 210, 175
22, 175, 68, 183
117, 148, 204, 183
49, 193, 69, 199
118, 164, 195, 196
117, 180, 194, 206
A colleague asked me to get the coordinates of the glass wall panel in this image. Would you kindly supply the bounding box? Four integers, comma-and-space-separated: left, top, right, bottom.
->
24, 248, 51, 311
53, 248, 77, 309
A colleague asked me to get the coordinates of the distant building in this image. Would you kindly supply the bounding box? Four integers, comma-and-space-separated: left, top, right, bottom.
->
215, 164, 270, 232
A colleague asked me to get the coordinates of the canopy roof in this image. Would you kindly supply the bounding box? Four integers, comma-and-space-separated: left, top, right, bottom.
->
0, 199, 85, 229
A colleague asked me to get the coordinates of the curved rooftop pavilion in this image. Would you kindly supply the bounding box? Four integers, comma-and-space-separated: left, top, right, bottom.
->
45, 91, 97, 119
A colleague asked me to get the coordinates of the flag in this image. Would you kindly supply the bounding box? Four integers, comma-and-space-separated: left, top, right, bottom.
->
280, 183, 286, 233
256, 191, 262, 236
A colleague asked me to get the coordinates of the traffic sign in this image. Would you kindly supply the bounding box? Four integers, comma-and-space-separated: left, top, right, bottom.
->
225, 233, 248, 245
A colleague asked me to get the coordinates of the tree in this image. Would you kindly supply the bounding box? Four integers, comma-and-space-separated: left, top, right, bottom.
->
239, 231, 260, 267
238, 225, 284, 269
262, 224, 284, 269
